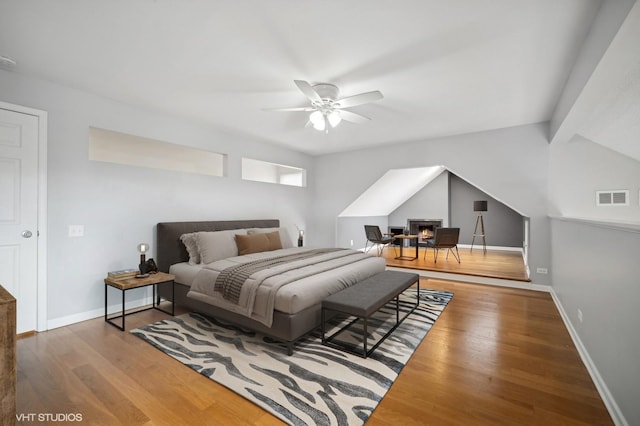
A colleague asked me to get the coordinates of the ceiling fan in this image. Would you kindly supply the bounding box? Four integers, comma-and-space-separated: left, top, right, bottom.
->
265, 80, 383, 132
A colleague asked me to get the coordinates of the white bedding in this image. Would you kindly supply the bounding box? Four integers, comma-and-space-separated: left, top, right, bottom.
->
185, 247, 385, 327
169, 262, 203, 286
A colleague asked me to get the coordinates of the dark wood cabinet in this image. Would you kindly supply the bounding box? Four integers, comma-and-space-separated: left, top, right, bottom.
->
0, 285, 16, 425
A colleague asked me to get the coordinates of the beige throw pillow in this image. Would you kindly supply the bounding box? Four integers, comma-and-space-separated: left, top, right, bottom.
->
246, 227, 294, 248
235, 231, 282, 255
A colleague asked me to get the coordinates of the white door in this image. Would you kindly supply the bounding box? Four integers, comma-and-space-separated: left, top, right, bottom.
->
0, 108, 39, 333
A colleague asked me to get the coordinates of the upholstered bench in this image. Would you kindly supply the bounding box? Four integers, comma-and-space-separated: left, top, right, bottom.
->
321, 270, 420, 358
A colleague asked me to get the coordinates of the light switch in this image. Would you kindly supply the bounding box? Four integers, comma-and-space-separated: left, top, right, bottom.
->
68, 225, 84, 237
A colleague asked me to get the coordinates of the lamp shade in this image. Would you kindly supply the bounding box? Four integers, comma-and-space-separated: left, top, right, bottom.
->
309, 111, 323, 125
327, 111, 342, 127
137, 243, 150, 253
473, 201, 488, 212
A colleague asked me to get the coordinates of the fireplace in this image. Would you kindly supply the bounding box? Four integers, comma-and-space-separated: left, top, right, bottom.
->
407, 219, 443, 246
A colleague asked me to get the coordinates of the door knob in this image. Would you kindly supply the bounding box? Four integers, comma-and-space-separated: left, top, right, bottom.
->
21, 230, 33, 238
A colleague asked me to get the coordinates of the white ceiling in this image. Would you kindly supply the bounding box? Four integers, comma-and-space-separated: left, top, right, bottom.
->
551, 0, 640, 162
1, 0, 629, 156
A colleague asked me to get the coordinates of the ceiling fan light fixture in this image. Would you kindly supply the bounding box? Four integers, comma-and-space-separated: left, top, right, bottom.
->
309, 110, 323, 126
267, 80, 383, 132
328, 110, 342, 128
312, 117, 326, 131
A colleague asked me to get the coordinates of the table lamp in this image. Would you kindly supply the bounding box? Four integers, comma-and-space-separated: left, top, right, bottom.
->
137, 243, 150, 275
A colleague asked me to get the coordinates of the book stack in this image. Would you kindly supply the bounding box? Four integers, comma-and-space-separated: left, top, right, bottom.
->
107, 268, 138, 280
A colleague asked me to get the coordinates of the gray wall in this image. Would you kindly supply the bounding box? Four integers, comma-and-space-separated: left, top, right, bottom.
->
341, 170, 524, 249
0, 70, 313, 325
449, 174, 524, 247
548, 116, 640, 425
549, 135, 640, 221
336, 216, 388, 250
388, 171, 449, 230
312, 122, 551, 284
550, 218, 640, 426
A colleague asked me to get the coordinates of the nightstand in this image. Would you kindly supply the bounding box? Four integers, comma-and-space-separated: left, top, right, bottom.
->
104, 271, 175, 331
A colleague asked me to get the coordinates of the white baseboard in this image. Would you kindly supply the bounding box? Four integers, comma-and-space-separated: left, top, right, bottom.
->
549, 288, 627, 426
387, 266, 548, 292
457, 244, 523, 252
47, 294, 153, 330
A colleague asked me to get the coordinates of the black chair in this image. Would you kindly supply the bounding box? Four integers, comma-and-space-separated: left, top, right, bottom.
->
364, 225, 395, 256
423, 227, 461, 263
388, 226, 405, 253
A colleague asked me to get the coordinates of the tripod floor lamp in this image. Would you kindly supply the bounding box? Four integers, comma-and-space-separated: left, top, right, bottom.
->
471, 200, 487, 253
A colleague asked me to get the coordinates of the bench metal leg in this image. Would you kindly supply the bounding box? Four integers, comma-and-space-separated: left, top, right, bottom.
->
321, 307, 326, 343
363, 317, 368, 356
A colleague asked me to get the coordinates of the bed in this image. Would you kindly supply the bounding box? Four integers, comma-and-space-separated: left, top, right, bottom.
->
156, 219, 386, 353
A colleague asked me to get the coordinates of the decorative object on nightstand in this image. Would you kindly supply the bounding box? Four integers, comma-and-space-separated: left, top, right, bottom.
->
137, 243, 150, 277
471, 200, 487, 254
145, 258, 158, 274
297, 229, 304, 247
107, 268, 138, 279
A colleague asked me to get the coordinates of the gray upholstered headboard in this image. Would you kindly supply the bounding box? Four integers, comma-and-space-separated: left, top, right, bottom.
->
156, 219, 280, 272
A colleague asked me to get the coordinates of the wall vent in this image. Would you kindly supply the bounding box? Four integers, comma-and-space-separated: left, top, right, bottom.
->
596, 190, 629, 206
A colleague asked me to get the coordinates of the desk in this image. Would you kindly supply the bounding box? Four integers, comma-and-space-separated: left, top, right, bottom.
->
394, 234, 419, 260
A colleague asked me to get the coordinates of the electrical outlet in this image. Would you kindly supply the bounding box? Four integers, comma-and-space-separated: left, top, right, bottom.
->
68, 225, 84, 237
536, 267, 548, 274
578, 309, 583, 323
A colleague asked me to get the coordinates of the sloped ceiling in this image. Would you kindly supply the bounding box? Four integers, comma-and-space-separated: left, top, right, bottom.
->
339, 167, 446, 217
551, 0, 640, 162
0, 0, 605, 156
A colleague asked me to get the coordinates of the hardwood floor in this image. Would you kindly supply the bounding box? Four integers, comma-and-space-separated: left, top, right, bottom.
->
15, 278, 611, 425
383, 245, 530, 282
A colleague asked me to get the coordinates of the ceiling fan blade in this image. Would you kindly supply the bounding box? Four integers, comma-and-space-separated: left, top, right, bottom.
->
339, 110, 371, 124
336, 90, 383, 108
294, 80, 322, 104
262, 106, 315, 112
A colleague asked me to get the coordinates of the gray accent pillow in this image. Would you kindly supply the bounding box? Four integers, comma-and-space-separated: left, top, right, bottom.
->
180, 232, 200, 265
197, 229, 247, 264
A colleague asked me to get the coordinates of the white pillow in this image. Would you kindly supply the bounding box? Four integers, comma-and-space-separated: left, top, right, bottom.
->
180, 232, 200, 265
247, 227, 293, 248
196, 229, 247, 264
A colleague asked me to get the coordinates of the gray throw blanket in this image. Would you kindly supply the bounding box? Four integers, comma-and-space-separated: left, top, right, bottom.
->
214, 248, 345, 304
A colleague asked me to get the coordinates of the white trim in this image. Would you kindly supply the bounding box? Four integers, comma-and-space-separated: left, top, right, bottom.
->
385, 266, 548, 291
549, 215, 640, 233
47, 294, 153, 330
549, 288, 627, 426
457, 243, 523, 252
0, 101, 48, 332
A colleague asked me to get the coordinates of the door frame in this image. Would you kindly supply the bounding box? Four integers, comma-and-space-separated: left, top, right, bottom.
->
0, 101, 48, 332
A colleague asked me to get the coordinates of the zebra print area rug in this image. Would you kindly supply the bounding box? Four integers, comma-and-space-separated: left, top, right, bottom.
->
131, 288, 452, 426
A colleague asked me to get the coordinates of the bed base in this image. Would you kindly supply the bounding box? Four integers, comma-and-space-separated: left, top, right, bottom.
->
157, 281, 320, 354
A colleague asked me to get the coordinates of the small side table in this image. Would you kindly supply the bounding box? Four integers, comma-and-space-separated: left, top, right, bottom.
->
394, 234, 419, 260
104, 271, 175, 331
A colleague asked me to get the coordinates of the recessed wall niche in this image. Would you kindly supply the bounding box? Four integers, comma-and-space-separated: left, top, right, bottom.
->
89, 127, 226, 177
241, 157, 306, 187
